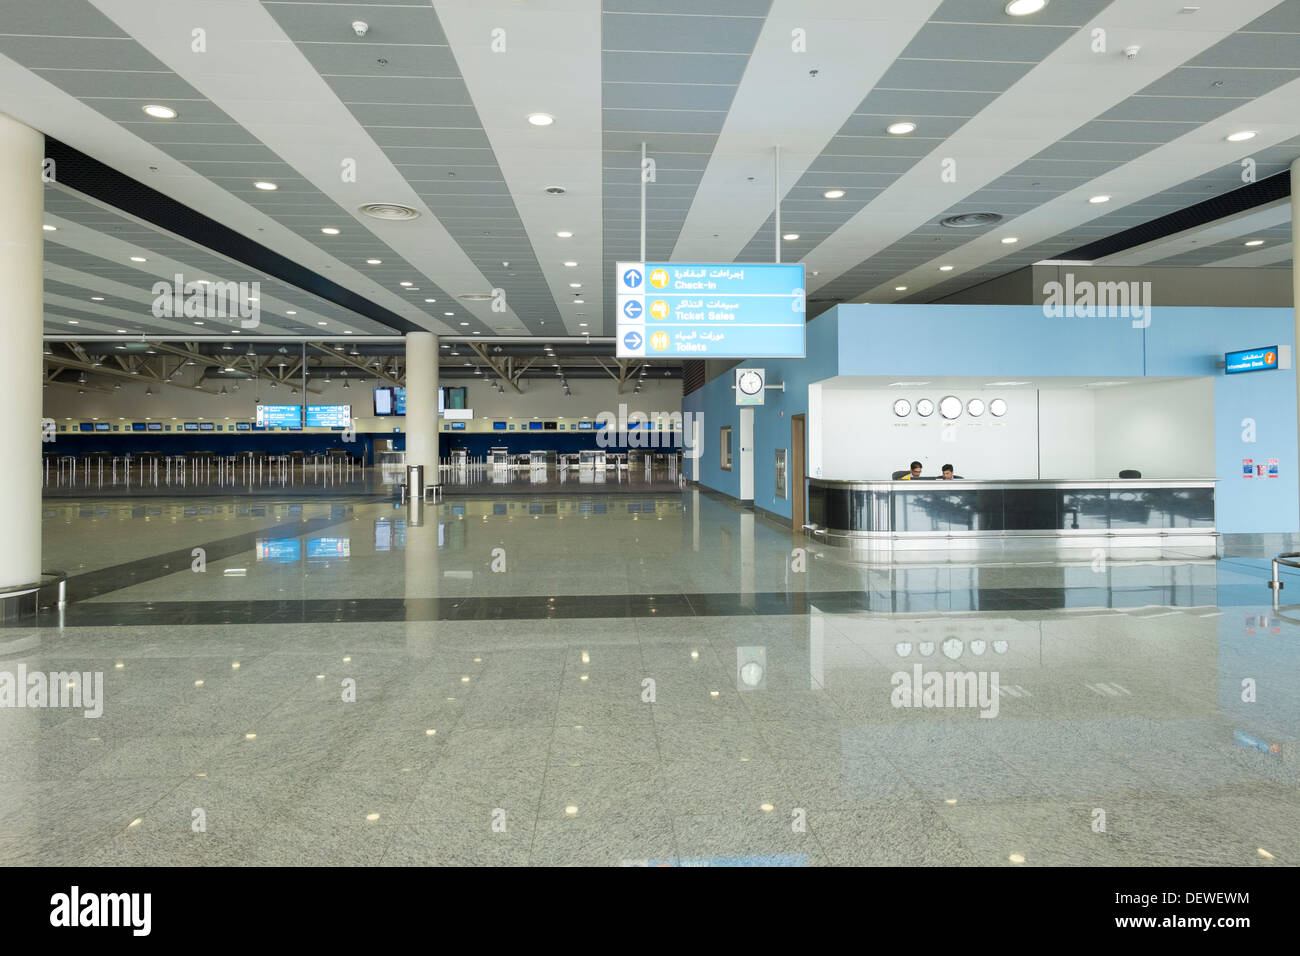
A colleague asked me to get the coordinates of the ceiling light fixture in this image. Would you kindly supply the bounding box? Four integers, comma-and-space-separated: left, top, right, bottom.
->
130, 256, 147, 262
1005, 0, 1048, 15
563, 261, 578, 267
1001, 237, 1019, 244
782, 233, 800, 241
321, 227, 340, 235
1244, 239, 1265, 246
939, 265, 954, 271
527, 113, 554, 126
887, 121, 916, 135
556, 230, 573, 238
366, 258, 382, 265
42, 224, 56, 231
1088, 195, 1111, 204
254, 181, 277, 191
823, 189, 845, 199
1225, 130, 1257, 142
142, 104, 178, 119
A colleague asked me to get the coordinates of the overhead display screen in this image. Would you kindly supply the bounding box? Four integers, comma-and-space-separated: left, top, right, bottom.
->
94, 423, 111, 431
183, 422, 199, 431
615, 261, 806, 359
131, 422, 147, 432
528, 421, 543, 431
306, 404, 351, 428
577, 421, 594, 430
256, 404, 302, 428
373, 387, 394, 416
493, 421, 507, 431
1226, 346, 1279, 374
394, 387, 406, 415
236, 422, 251, 431
147, 422, 163, 431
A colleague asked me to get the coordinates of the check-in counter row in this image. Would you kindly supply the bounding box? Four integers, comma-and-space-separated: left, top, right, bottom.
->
807, 478, 1216, 553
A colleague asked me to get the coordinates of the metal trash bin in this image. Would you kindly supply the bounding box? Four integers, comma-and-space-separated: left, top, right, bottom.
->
401, 463, 424, 503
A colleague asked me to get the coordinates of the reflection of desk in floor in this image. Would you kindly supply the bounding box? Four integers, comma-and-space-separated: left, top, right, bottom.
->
807, 478, 1216, 554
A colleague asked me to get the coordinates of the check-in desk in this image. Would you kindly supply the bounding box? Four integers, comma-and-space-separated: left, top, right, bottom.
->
807, 478, 1217, 555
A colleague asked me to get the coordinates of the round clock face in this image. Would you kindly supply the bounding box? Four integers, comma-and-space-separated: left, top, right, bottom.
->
967, 398, 986, 417
938, 395, 962, 420
915, 399, 934, 417
739, 661, 764, 687
892, 399, 912, 417
738, 371, 763, 395
989, 398, 1007, 417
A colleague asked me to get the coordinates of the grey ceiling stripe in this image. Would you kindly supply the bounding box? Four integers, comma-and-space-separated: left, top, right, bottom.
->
260, 0, 561, 336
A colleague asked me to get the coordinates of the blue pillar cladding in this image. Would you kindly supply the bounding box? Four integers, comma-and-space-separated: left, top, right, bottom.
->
682, 303, 1298, 535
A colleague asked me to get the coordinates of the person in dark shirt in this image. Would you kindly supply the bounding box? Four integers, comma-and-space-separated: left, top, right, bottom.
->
900, 461, 923, 480
940, 464, 958, 480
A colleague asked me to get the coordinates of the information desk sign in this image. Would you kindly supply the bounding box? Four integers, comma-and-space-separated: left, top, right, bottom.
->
1225, 346, 1278, 374
615, 261, 805, 359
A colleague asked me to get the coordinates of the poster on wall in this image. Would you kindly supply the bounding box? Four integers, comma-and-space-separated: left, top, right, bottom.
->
1243, 459, 1254, 478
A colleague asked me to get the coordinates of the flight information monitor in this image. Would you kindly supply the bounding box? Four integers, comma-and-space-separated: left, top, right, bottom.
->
306, 404, 351, 428
256, 404, 302, 428
373, 387, 394, 416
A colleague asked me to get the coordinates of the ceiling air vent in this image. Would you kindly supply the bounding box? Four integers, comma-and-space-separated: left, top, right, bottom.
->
359, 202, 421, 221
939, 212, 1002, 228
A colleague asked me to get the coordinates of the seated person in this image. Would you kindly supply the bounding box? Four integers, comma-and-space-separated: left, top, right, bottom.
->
900, 461, 923, 480
940, 464, 959, 480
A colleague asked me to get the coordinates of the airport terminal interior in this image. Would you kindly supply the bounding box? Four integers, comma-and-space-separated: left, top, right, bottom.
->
2, 0, 1300, 869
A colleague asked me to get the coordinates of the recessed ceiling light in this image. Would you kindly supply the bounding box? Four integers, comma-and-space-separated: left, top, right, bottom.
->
42, 224, 56, 231
366, 258, 382, 265
1005, 0, 1048, 15
579, 322, 588, 327
564, 261, 578, 267
782, 233, 800, 241
544, 185, 566, 195
193, 321, 204, 326
823, 189, 845, 199
130, 256, 147, 262
321, 227, 340, 235
573, 299, 584, 304
569, 283, 582, 288
1225, 130, 1257, 142
459, 322, 469, 326
556, 230, 573, 238
254, 181, 277, 191
887, 121, 916, 135
142, 104, 177, 119
344, 330, 353, 334
91, 296, 104, 301
400, 281, 413, 287
939, 265, 954, 271
1244, 239, 1265, 246
444, 312, 454, 316
424, 298, 436, 303
1001, 237, 1019, 244
116, 329, 126, 333
1088, 195, 1111, 204
527, 113, 554, 126
894, 286, 907, 291
67, 319, 79, 324
317, 321, 327, 326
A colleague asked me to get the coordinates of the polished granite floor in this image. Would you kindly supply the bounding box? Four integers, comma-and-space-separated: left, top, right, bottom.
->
2, 492, 1297, 866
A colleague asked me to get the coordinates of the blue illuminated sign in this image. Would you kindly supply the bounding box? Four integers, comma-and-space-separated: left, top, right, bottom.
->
256, 405, 302, 428
1225, 346, 1278, 374
616, 261, 805, 359
305, 404, 351, 428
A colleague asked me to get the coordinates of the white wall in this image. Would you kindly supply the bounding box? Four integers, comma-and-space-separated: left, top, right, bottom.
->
1038, 389, 1095, 478
1092, 378, 1213, 478
817, 388, 1038, 479
812, 380, 1213, 480
43, 374, 683, 429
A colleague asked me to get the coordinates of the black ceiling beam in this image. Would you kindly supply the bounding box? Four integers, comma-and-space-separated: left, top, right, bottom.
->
43, 136, 425, 334
1060, 170, 1291, 263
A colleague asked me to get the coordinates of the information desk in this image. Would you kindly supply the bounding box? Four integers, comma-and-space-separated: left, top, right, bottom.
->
807, 478, 1216, 554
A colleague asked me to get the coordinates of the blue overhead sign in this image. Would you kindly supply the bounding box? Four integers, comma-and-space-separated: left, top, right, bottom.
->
1225, 346, 1279, 374
615, 261, 805, 359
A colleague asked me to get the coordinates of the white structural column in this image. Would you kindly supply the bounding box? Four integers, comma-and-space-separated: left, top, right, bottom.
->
0, 113, 43, 590
404, 332, 439, 475
1293, 159, 1299, 491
